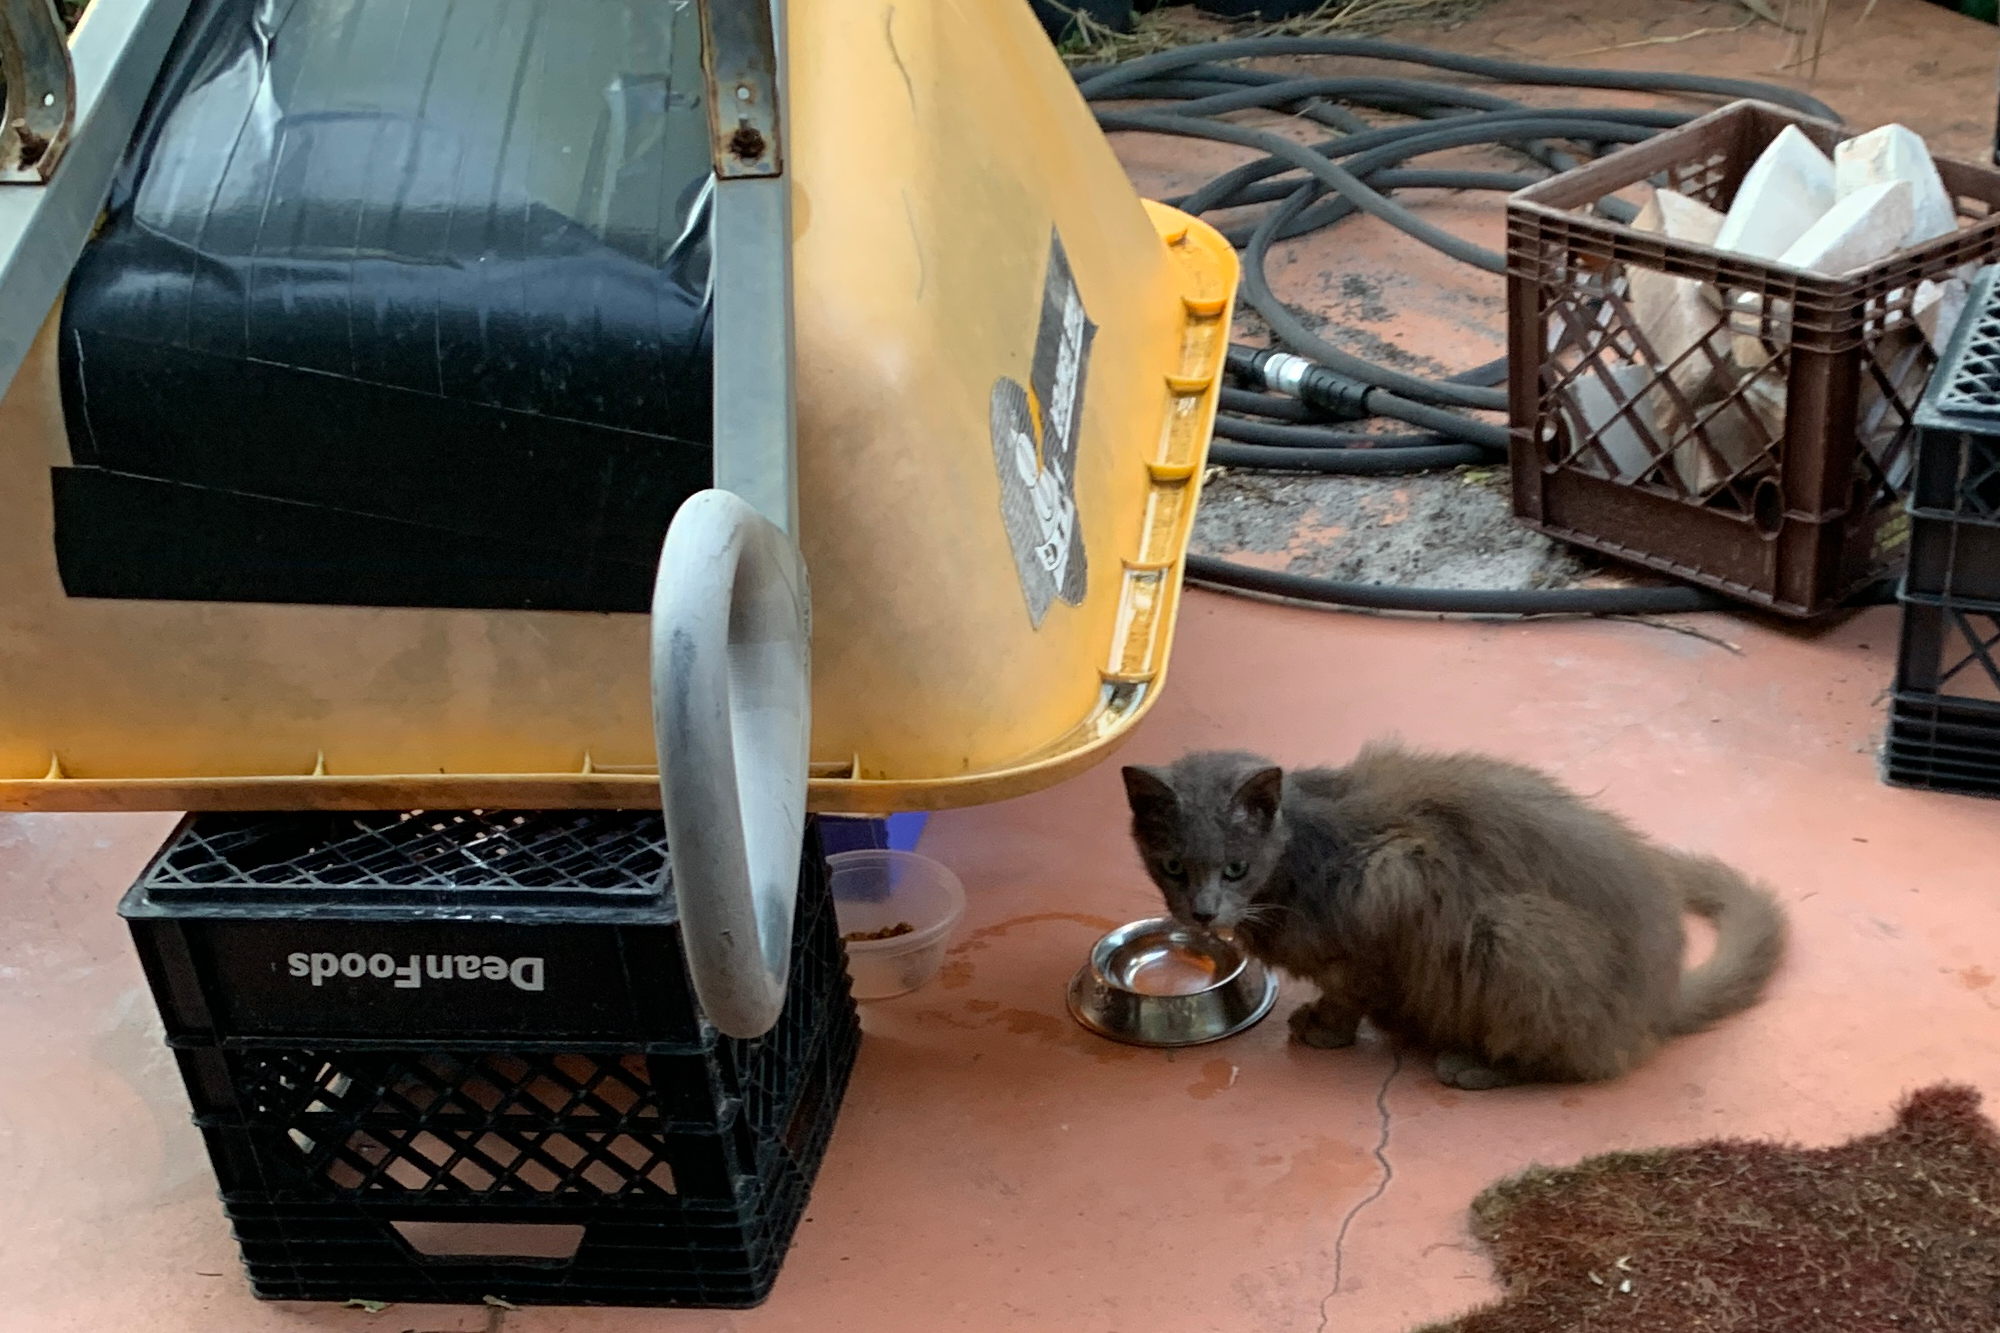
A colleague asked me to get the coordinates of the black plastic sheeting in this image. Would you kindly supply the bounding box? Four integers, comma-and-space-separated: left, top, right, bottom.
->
55, 0, 716, 614
1027, 0, 1134, 38
1025, 0, 1332, 40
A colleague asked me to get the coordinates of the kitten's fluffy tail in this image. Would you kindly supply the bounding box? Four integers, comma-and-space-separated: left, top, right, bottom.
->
1666, 853, 1787, 1035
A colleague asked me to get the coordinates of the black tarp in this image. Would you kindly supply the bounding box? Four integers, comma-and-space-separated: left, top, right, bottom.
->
56, 0, 716, 613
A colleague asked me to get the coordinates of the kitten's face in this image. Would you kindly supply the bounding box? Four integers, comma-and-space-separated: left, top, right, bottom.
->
1121, 753, 1287, 932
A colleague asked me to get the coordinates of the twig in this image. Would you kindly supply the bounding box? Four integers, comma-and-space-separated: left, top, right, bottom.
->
1777, 0, 1831, 80
1561, 18, 1756, 57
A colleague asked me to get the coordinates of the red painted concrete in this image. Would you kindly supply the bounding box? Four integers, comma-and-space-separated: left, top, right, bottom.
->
4, 0, 1998, 1328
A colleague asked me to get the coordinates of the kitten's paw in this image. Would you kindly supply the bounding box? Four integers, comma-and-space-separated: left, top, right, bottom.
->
1435, 1051, 1517, 1091
1288, 1001, 1358, 1049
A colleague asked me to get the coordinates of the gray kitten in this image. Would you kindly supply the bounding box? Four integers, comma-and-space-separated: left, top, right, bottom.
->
1121, 743, 1786, 1089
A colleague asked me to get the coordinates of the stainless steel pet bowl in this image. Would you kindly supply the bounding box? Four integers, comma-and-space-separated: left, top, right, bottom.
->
1066, 916, 1279, 1048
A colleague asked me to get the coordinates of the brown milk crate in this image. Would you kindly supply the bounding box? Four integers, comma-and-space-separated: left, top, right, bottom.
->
1506, 100, 2000, 617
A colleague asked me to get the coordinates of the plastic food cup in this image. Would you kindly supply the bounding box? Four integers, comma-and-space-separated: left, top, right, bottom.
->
827, 849, 965, 1000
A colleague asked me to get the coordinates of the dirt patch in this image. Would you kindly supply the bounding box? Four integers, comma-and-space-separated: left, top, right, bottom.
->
1193, 467, 1610, 591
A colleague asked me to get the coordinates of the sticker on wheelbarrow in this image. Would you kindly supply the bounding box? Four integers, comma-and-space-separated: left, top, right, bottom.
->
990, 230, 1096, 628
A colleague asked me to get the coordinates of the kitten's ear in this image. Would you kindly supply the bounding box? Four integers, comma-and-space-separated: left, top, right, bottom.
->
1234, 766, 1285, 830
1121, 766, 1178, 822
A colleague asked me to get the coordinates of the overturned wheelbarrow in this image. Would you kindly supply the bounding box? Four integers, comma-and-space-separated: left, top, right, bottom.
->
0, 0, 1235, 1036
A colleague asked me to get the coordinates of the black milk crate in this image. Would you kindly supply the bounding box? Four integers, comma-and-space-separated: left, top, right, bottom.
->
1889, 265, 2000, 797
1887, 597, 2000, 797
1906, 267, 2000, 606
118, 810, 858, 1307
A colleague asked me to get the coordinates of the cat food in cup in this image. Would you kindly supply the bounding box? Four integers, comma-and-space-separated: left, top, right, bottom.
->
828, 850, 965, 999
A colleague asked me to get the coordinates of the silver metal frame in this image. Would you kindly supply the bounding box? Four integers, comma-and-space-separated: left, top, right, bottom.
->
698, 0, 797, 537
0, 0, 191, 397
651, 0, 809, 1037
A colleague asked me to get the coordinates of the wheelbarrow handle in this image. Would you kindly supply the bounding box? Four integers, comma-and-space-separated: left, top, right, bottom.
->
652, 489, 813, 1040
663, 0, 807, 1040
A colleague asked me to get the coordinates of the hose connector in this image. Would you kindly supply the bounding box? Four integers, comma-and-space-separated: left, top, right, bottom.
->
1226, 345, 1374, 420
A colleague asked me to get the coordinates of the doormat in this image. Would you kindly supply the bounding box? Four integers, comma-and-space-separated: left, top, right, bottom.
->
1421, 1083, 2000, 1332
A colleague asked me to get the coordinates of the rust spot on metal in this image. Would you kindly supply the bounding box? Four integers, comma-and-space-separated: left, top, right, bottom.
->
728, 125, 767, 161
10, 119, 48, 168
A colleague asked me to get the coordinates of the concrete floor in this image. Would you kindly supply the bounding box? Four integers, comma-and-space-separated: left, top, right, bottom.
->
6, 0, 2000, 1330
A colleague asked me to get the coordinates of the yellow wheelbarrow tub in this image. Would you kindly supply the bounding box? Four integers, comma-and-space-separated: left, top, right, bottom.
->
0, 0, 1235, 816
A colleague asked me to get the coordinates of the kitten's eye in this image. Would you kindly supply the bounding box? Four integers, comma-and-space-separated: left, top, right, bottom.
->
1222, 860, 1249, 881
1160, 857, 1185, 879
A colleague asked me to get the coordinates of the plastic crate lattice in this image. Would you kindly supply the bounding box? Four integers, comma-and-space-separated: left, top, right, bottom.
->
119, 808, 857, 1307
1887, 264, 2000, 798
1507, 101, 2000, 615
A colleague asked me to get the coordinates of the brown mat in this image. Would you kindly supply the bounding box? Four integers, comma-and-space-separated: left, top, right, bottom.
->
1420, 1084, 2000, 1332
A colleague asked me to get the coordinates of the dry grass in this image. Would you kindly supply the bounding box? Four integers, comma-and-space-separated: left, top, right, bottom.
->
1421, 1083, 2000, 1333
1054, 0, 1494, 66
1051, 0, 1864, 82
1765, 0, 1908, 83
1777, 0, 1834, 78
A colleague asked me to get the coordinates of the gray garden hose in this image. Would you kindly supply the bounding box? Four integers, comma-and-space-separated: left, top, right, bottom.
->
1072, 37, 1892, 617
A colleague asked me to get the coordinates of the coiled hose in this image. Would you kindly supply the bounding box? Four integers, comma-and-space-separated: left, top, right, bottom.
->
1070, 38, 1882, 616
